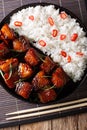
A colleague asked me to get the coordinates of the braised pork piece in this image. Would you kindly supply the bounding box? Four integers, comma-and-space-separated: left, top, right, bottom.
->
0, 24, 69, 103
13, 36, 30, 52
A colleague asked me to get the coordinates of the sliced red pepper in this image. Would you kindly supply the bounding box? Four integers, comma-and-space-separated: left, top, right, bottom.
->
48, 17, 54, 26
52, 29, 58, 37
67, 55, 71, 63
60, 12, 67, 19
29, 15, 34, 21
14, 21, 22, 26
60, 34, 66, 40
71, 33, 78, 41
61, 51, 67, 57
76, 52, 84, 56
39, 40, 46, 47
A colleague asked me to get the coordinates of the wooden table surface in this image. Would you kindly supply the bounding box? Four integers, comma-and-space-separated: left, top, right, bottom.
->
0, 113, 87, 130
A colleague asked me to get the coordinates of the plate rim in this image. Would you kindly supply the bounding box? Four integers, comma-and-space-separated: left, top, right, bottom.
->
0, 2, 87, 104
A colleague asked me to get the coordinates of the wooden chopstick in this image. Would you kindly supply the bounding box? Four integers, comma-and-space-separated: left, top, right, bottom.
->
6, 101, 87, 120
6, 98, 87, 116
5, 98, 87, 120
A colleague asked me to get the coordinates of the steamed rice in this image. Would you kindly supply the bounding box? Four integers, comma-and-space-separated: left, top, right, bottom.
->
9, 5, 87, 82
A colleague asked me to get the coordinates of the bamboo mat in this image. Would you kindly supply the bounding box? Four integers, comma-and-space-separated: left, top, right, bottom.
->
0, 0, 87, 128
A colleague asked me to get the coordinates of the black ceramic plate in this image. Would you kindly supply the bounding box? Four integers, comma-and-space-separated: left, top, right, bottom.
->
0, 2, 87, 103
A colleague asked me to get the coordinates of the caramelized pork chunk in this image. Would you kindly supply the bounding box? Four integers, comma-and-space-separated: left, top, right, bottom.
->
40, 56, 56, 74
0, 42, 9, 58
51, 67, 69, 88
0, 30, 8, 44
15, 82, 32, 99
24, 48, 40, 66
4, 71, 19, 89
13, 36, 30, 52
1, 24, 15, 41
38, 88, 57, 103
32, 71, 50, 90
0, 58, 18, 73
18, 63, 33, 78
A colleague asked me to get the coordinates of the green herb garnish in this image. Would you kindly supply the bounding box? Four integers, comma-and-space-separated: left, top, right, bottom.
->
0, 69, 5, 80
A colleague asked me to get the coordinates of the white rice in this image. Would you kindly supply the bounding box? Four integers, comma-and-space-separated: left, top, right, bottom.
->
9, 5, 87, 82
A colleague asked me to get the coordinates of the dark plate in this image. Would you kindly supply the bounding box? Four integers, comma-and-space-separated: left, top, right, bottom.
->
0, 2, 87, 104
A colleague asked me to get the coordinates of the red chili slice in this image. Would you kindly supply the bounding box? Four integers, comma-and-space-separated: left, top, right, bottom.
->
52, 29, 58, 37
60, 12, 67, 19
71, 33, 78, 41
39, 40, 46, 47
67, 55, 71, 63
48, 17, 54, 26
14, 21, 22, 26
29, 15, 34, 21
61, 51, 67, 57
60, 34, 66, 40
76, 52, 84, 56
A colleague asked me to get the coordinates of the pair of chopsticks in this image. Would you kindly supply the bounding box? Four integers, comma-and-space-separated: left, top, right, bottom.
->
6, 98, 87, 120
